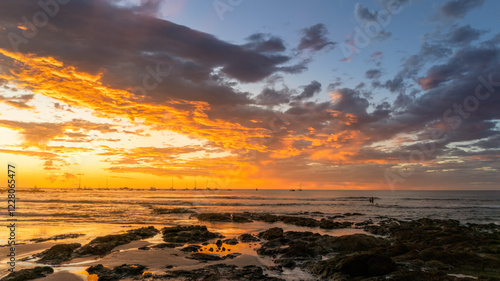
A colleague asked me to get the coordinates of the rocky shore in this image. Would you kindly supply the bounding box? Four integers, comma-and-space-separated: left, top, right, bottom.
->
1, 218, 499, 281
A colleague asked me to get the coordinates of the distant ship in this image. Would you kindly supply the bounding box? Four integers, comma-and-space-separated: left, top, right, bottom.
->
289, 189, 296, 192
29, 186, 44, 192
298, 182, 303, 191
149, 187, 156, 191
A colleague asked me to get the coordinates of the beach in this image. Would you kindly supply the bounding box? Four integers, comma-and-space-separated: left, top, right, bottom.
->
1, 189, 500, 280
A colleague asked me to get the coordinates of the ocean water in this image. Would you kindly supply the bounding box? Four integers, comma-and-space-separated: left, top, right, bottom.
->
0, 189, 499, 279
2, 189, 499, 241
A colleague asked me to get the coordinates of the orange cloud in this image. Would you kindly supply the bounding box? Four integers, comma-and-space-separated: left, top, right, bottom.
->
0, 49, 271, 153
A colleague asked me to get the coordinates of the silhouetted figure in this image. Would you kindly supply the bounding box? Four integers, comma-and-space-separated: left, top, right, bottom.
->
369, 197, 374, 204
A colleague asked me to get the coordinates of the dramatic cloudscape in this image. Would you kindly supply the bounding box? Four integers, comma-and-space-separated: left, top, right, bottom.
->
0, 0, 499, 189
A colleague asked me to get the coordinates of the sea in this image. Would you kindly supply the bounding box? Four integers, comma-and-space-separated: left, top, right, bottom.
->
1, 189, 499, 280
2, 189, 499, 241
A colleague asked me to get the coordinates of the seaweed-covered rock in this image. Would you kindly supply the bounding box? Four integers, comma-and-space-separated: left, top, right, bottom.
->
30, 233, 85, 243
278, 216, 320, 227
250, 213, 280, 223
196, 213, 232, 222
161, 225, 224, 243
86, 264, 146, 281
180, 245, 202, 252
160, 264, 284, 280
337, 253, 396, 277
223, 238, 239, 245
1, 266, 53, 281
239, 233, 260, 242
196, 213, 253, 223
75, 226, 159, 257
319, 219, 352, 229
186, 253, 225, 262
330, 233, 389, 254
258, 227, 283, 240
152, 243, 183, 249
36, 243, 81, 265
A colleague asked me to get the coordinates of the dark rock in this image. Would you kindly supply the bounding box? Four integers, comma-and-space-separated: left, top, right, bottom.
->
86, 264, 146, 281
138, 246, 150, 250
275, 258, 296, 269
249, 213, 280, 223
232, 214, 253, 223
330, 234, 389, 254
36, 243, 81, 265
389, 269, 460, 281
152, 243, 183, 249
30, 233, 85, 243
343, 212, 364, 216
386, 219, 500, 279
257, 240, 283, 257
239, 233, 260, 242
338, 253, 396, 277
187, 253, 224, 262
161, 225, 224, 243
305, 259, 338, 280
75, 226, 159, 257
319, 219, 352, 229
224, 253, 242, 259
196, 212, 253, 223
0, 266, 53, 281
223, 238, 239, 245
280, 241, 318, 259
364, 224, 391, 235
278, 216, 320, 227
180, 245, 201, 252
196, 213, 232, 222
355, 219, 373, 226
258, 227, 284, 240
160, 264, 284, 280
215, 239, 223, 247
329, 215, 346, 219
152, 208, 196, 214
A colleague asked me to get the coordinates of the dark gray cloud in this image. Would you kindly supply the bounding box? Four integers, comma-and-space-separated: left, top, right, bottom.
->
435, 0, 484, 20
255, 88, 291, 106
447, 25, 486, 45
0, 0, 305, 90
245, 33, 286, 53
297, 24, 336, 52
293, 81, 322, 101
330, 88, 369, 117
365, 69, 382, 80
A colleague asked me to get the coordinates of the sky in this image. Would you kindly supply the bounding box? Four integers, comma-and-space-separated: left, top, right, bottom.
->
0, 0, 499, 190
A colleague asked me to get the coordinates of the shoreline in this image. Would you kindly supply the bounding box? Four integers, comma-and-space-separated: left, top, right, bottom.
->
1, 214, 499, 280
